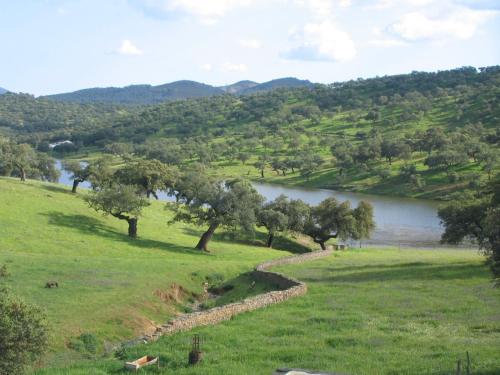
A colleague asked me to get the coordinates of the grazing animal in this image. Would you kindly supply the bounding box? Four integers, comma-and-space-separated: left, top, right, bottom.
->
45, 281, 59, 288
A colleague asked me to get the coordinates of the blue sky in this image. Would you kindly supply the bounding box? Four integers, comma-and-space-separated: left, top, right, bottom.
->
1, 0, 499, 96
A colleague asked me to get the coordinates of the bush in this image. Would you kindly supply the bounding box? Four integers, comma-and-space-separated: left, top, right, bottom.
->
0, 287, 49, 375
376, 168, 392, 180
68, 333, 99, 356
0, 264, 9, 278
205, 273, 224, 285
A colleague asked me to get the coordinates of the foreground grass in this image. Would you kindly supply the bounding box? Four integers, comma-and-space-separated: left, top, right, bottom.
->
0, 177, 289, 365
35, 248, 500, 375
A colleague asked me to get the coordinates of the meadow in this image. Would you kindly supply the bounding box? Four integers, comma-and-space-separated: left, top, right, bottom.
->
0, 177, 287, 365
1, 177, 499, 374
34, 249, 500, 375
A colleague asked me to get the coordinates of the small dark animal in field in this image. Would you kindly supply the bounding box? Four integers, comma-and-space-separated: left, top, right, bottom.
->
45, 281, 59, 288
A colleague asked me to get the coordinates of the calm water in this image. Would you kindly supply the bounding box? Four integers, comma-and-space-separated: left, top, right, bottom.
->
56, 160, 444, 246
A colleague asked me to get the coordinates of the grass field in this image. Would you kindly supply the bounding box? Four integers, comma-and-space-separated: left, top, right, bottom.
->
0, 177, 290, 365
1, 178, 499, 374
34, 248, 500, 375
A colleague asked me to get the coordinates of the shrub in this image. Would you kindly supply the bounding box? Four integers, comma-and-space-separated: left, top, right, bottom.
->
205, 273, 224, 285
0, 287, 49, 375
69, 333, 99, 356
0, 264, 9, 278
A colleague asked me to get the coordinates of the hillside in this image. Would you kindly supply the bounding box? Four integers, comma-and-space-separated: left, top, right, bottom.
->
1, 66, 499, 199
0, 87, 7, 94
42, 77, 314, 105
0, 177, 289, 365
34, 248, 500, 374
43, 80, 225, 105
239, 77, 313, 94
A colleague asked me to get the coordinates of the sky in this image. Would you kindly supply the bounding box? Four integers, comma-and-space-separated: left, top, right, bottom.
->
0, 0, 499, 96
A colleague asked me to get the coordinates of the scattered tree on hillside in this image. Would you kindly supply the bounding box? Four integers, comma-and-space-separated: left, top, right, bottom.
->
114, 159, 177, 199
170, 179, 263, 251
352, 201, 376, 243
439, 178, 500, 283
0, 142, 58, 182
237, 152, 250, 165
303, 198, 374, 250
85, 185, 150, 238
299, 154, 324, 181
254, 155, 269, 178
63, 160, 91, 193
381, 138, 411, 165
257, 195, 309, 248
0, 287, 49, 375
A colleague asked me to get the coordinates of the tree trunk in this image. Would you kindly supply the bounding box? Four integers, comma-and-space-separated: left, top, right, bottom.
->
146, 190, 159, 200
20, 168, 26, 182
261, 169, 264, 178
266, 233, 275, 248
127, 218, 138, 238
72, 179, 80, 193
313, 238, 327, 250
195, 222, 219, 251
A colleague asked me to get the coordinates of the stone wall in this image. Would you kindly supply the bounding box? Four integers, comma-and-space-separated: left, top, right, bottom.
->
139, 250, 333, 343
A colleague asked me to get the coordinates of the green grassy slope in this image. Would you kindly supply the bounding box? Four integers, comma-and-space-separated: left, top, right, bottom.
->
0, 177, 289, 365
205, 90, 499, 199
35, 248, 500, 375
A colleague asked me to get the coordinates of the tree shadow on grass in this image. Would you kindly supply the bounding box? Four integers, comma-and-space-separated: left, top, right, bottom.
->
40, 184, 73, 194
40, 211, 204, 256
180, 227, 311, 254
301, 262, 487, 283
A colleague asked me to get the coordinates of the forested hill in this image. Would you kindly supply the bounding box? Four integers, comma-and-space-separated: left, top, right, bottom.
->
42, 77, 313, 105
0, 87, 7, 95
43, 80, 225, 105
1, 66, 499, 199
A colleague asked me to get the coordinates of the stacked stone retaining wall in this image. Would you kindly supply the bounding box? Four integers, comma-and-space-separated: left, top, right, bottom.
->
139, 250, 333, 343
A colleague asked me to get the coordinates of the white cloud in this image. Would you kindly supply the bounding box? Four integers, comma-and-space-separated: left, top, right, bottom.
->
369, 38, 408, 47
239, 39, 262, 48
366, 0, 439, 9
284, 21, 356, 62
294, 0, 352, 17
295, 0, 333, 17
200, 63, 213, 71
390, 8, 497, 41
222, 62, 249, 72
116, 40, 143, 55
133, 0, 255, 24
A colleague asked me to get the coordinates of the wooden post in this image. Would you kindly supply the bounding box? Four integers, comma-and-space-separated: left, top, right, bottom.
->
456, 359, 462, 375
466, 351, 471, 375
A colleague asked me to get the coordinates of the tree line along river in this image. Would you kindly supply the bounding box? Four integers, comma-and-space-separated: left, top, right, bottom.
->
55, 160, 448, 247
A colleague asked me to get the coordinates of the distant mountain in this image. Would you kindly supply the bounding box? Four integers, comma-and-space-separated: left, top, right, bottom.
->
44, 80, 225, 105
0, 87, 8, 95
43, 77, 315, 105
220, 80, 258, 94
240, 78, 313, 94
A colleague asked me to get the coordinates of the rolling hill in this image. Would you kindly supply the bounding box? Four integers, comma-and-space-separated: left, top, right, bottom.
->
220, 80, 258, 94
239, 77, 313, 94
42, 78, 314, 104
43, 80, 225, 105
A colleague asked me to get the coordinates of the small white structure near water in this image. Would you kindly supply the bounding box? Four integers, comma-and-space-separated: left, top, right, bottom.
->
49, 140, 73, 149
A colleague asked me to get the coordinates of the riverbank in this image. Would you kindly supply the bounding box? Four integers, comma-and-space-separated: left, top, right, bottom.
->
53, 159, 445, 247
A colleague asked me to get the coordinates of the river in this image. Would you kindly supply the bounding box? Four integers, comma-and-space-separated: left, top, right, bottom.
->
55, 160, 445, 247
